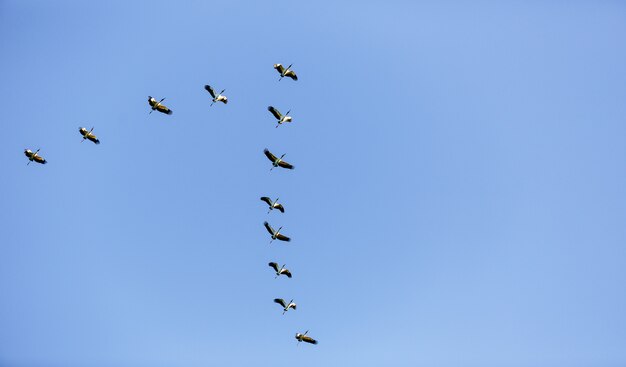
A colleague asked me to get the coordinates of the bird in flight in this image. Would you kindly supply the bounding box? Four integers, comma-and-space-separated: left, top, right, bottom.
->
264, 149, 294, 171
274, 298, 297, 314
268, 262, 292, 278
24, 148, 47, 165
264, 221, 291, 243
148, 96, 173, 115
274, 63, 298, 81
79, 127, 100, 144
204, 85, 228, 106
260, 197, 285, 213
267, 106, 292, 128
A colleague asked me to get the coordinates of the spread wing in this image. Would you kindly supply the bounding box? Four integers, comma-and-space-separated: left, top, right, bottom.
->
264, 221, 275, 235
285, 70, 298, 80
276, 233, 291, 242
302, 335, 318, 344
281, 269, 292, 278
34, 155, 47, 164
204, 85, 216, 98
278, 160, 294, 169
268, 106, 282, 120
79, 128, 87, 136
289, 303, 297, 310
156, 104, 173, 115
88, 135, 100, 144
274, 203, 285, 213
268, 262, 280, 272
274, 298, 287, 308
264, 149, 277, 163
274, 63, 285, 75
148, 96, 157, 107
260, 197, 273, 206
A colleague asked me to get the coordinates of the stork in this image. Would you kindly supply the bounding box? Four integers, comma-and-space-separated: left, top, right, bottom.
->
264, 221, 291, 243
260, 197, 285, 213
264, 149, 294, 170
274, 298, 297, 314
24, 148, 47, 165
295, 330, 318, 345
79, 127, 100, 144
148, 96, 173, 115
274, 63, 298, 81
268, 262, 292, 278
267, 106, 292, 127
204, 85, 228, 106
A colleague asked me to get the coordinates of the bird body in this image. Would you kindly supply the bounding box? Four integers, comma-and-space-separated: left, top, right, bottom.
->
148, 96, 173, 115
79, 127, 100, 144
274, 298, 297, 314
264, 149, 294, 170
269, 262, 292, 278
260, 197, 285, 213
204, 85, 228, 105
274, 63, 298, 81
24, 149, 47, 164
264, 221, 291, 243
267, 106, 292, 127
295, 331, 318, 345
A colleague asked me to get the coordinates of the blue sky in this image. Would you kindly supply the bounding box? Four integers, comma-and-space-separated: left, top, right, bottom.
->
1, 1, 626, 366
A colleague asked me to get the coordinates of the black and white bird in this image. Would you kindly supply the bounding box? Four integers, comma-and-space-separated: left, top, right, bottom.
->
24, 148, 47, 165
148, 96, 173, 115
204, 85, 228, 106
295, 331, 318, 345
79, 127, 100, 144
264, 149, 294, 170
267, 106, 292, 127
264, 221, 291, 243
268, 262, 292, 278
260, 197, 285, 213
274, 298, 297, 314
274, 63, 298, 81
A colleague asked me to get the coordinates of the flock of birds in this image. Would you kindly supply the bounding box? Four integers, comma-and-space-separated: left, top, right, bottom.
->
23, 63, 318, 347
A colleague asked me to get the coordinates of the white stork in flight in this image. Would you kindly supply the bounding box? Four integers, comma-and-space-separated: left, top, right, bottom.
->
268, 262, 292, 278
260, 197, 285, 213
264, 149, 294, 171
204, 85, 228, 106
24, 148, 47, 165
148, 96, 173, 115
267, 106, 292, 128
274, 298, 297, 314
79, 127, 100, 144
264, 221, 291, 243
295, 330, 318, 345
274, 63, 298, 81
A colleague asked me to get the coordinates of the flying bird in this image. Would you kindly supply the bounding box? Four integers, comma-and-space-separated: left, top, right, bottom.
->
295, 331, 318, 345
264, 221, 291, 243
268, 262, 292, 278
267, 106, 292, 127
274, 63, 298, 81
274, 298, 297, 314
79, 127, 100, 144
148, 96, 173, 115
260, 197, 285, 213
204, 85, 228, 106
24, 148, 47, 165
264, 149, 294, 170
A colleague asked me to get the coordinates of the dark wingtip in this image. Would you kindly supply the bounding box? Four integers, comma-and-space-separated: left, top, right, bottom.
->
167, 110, 173, 115
95, 140, 101, 145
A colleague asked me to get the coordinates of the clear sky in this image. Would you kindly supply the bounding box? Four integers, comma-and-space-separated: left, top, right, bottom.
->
1, 1, 625, 366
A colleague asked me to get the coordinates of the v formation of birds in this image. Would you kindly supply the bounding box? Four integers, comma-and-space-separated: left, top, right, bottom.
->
23, 63, 318, 346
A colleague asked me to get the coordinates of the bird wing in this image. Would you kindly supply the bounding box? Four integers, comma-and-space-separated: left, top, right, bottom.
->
276, 233, 291, 242
34, 155, 47, 164
204, 85, 216, 98
79, 128, 87, 136
156, 104, 172, 115
260, 197, 273, 206
264, 221, 275, 235
285, 70, 298, 80
278, 160, 294, 169
281, 269, 292, 278
268, 262, 280, 272
274, 298, 287, 308
268, 106, 282, 120
148, 97, 156, 107
289, 303, 297, 310
264, 149, 277, 163
274, 203, 285, 213
274, 63, 285, 74
302, 336, 318, 344
88, 135, 100, 145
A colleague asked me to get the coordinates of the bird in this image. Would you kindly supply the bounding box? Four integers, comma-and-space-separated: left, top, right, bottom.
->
267, 106, 292, 128
268, 262, 292, 278
274, 298, 297, 314
260, 197, 285, 213
264, 221, 291, 243
264, 149, 294, 170
24, 148, 47, 165
79, 127, 100, 144
274, 63, 298, 81
148, 96, 173, 115
295, 330, 318, 345
204, 85, 228, 106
